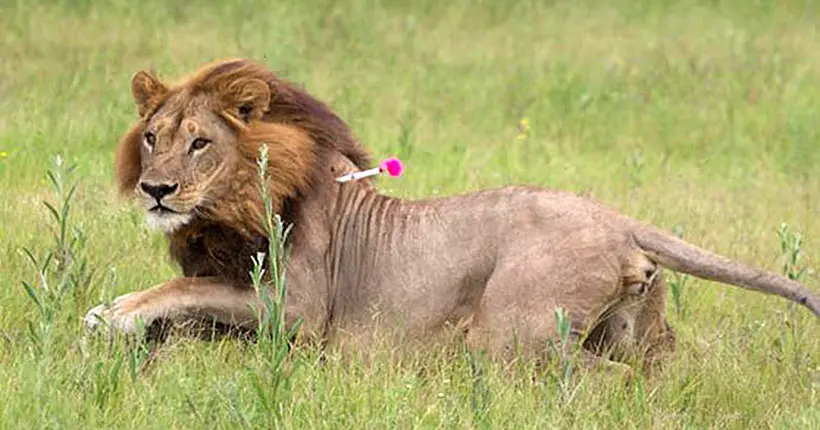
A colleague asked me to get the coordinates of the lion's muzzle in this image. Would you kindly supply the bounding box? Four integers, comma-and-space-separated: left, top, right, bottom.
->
139, 180, 179, 202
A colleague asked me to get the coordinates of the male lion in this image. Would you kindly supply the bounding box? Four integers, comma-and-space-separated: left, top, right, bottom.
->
84, 59, 819, 370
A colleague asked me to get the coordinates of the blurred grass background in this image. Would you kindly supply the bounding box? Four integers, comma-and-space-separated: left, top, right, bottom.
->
1, 0, 818, 428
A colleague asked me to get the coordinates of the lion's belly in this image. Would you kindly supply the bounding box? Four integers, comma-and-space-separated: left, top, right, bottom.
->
330, 262, 493, 336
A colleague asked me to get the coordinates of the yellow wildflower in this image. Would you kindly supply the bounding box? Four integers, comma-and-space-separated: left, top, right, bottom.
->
0, 151, 7, 158
516, 117, 530, 141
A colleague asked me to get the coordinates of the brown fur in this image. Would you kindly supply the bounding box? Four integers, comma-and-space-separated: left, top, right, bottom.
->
86, 59, 819, 373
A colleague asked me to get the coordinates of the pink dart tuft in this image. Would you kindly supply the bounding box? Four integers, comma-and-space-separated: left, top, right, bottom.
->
379, 157, 404, 178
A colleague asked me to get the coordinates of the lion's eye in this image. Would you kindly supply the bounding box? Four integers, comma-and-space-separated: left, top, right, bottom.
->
143, 131, 156, 148
190, 137, 211, 152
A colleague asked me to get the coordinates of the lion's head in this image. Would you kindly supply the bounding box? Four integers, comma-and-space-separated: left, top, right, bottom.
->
115, 59, 372, 237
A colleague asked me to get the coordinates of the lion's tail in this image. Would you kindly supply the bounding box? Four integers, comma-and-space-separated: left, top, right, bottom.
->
632, 226, 820, 318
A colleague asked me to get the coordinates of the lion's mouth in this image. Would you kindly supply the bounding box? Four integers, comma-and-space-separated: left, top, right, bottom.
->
141, 196, 202, 232
144, 205, 194, 232
148, 204, 183, 214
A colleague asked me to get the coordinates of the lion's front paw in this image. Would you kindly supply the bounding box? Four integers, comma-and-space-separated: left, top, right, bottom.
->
83, 292, 155, 335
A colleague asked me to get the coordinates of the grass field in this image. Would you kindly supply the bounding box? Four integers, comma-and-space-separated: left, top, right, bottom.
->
2, 0, 820, 428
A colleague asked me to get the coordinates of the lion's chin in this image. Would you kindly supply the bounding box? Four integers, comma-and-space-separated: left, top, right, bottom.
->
145, 211, 193, 233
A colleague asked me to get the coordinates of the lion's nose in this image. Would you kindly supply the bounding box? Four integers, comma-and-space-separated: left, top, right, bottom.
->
139, 181, 179, 201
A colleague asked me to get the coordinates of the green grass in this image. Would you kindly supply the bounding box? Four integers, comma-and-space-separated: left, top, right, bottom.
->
2, 0, 820, 428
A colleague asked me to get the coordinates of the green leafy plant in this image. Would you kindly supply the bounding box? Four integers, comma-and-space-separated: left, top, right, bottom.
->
246, 144, 303, 423
777, 223, 808, 282
774, 223, 811, 369
464, 348, 492, 428
546, 306, 582, 403
21, 154, 93, 356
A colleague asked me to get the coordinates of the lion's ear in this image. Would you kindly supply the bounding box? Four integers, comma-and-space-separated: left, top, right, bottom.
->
222, 78, 271, 123
131, 70, 168, 117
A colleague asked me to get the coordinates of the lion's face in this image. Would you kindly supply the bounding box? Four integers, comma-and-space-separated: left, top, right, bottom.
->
136, 93, 241, 232
123, 65, 273, 233
117, 60, 325, 237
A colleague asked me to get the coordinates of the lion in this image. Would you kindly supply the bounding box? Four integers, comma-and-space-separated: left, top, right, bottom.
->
84, 58, 819, 371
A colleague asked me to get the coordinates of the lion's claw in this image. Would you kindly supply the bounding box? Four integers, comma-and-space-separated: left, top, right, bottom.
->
82, 293, 152, 336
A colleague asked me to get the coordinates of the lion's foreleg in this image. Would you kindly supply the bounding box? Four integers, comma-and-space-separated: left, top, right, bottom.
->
83, 277, 263, 336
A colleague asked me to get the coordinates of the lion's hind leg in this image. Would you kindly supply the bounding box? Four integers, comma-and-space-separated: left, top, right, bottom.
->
632, 269, 676, 366
583, 267, 676, 370
462, 259, 636, 378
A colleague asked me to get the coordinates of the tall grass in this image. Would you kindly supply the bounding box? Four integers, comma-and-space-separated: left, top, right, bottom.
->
245, 144, 303, 426
1, 0, 819, 428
